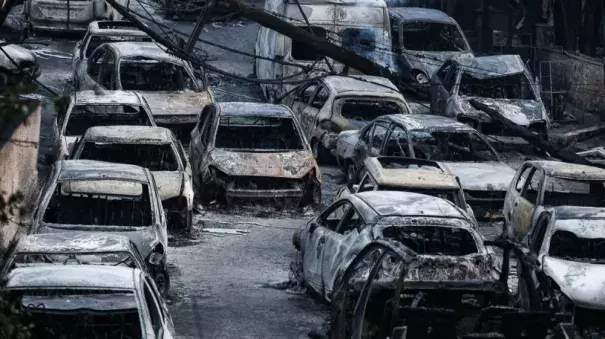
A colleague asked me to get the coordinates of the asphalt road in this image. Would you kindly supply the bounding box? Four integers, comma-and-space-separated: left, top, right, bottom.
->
4, 11, 504, 338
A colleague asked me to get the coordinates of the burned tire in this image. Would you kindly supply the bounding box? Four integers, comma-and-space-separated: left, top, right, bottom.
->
154, 267, 171, 298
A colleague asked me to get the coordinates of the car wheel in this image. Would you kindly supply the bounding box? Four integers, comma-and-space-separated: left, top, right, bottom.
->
155, 268, 171, 298
345, 162, 356, 185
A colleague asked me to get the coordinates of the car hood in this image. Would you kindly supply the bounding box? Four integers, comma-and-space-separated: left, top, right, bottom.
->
461, 97, 545, 127
0, 44, 36, 70
440, 162, 516, 191
543, 256, 605, 310
406, 51, 472, 78
152, 171, 183, 201
210, 149, 320, 180
141, 91, 212, 119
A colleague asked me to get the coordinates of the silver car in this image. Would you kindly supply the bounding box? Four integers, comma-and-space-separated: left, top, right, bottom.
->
24, 0, 126, 32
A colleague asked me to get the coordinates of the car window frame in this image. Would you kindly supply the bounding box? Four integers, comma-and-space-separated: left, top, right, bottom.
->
142, 278, 164, 335
443, 63, 458, 93
369, 122, 389, 152
521, 168, 544, 205
335, 204, 366, 235
357, 173, 376, 193
530, 212, 550, 254
515, 165, 533, 192
87, 47, 107, 80
309, 84, 329, 109
381, 123, 410, 157
320, 200, 353, 231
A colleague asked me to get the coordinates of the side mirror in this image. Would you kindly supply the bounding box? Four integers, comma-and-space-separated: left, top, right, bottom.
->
309, 222, 318, 234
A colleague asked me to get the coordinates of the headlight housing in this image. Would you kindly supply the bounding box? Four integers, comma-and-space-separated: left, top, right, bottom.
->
411, 69, 429, 84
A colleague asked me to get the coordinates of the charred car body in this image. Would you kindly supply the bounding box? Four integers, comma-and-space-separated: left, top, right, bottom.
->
74, 41, 214, 143
5, 265, 175, 338
430, 54, 549, 138
335, 114, 516, 219
189, 102, 321, 207
24, 0, 126, 32
51, 90, 156, 162
70, 126, 194, 232
336, 156, 475, 221
2, 232, 170, 296
279, 75, 411, 160
30, 160, 169, 286
388, 8, 472, 90
294, 190, 489, 303
0, 40, 40, 88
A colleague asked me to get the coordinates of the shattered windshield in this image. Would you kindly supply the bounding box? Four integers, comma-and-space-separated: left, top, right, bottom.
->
458, 72, 536, 100
215, 116, 305, 150
338, 98, 404, 121
64, 105, 152, 136
410, 130, 499, 162
78, 142, 179, 171
13, 252, 138, 268
42, 181, 153, 227
120, 57, 195, 91
543, 176, 605, 207
549, 230, 605, 263
379, 222, 478, 255
378, 186, 460, 207
85, 35, 152, 57
401, 22, 468, 52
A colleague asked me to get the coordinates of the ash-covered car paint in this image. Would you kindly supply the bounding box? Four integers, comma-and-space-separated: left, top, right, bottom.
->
335, 114, 516, 219
30, 160, 169, 283
24, 0, 126, 32
503, 160, 605, 241
0, 40, 40, 87
388, 7, 472, 89
189, 102, 321, 207
336, 156, 476, 221
429, 54, 549, 138
2, 232, 170, 297
279, 75, 411, 160
74, 41, 214, 143
70, 126, 194, 233
51, 90, 156, 162
294, 190, 491, 302
5, 265, 175, 338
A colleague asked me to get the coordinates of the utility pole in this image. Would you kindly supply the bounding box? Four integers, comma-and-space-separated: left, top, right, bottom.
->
185, 0, 215, 53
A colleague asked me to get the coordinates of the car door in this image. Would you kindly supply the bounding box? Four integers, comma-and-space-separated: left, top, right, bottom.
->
302, 201, 352, 294
430, 61, 453, 113
381, 124, 411, 157
351, 123, 374, 170
435, 63, 458, 116
189, 105, 216, 184
512, 167, 545, 241
289, 82, 318, 135
80, 47, 107, 90
504, 164, 533, 237
98, 51, 117, 90
521, 212, 550, 306
304, 84, 330, 141
354, 121, 388, 168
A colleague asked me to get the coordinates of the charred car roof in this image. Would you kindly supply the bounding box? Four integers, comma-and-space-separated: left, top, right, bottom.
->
322, 75, 400, 94
355, 191, 467, 218
107, 41, 187, 65
16, 232, 132, 254
83, 126, 173, 144
87, 20, 149, 36
388, 7, 457, 24
388, 114, 475, 132
553, 206, 605, 221
218, 102, 294, 117
457, 54, 527, 78
6, 265, 138, 290
526, 160, 605, 180
57, 160, 150, 183
364, 157, 460, 189
71, 90, 144, 106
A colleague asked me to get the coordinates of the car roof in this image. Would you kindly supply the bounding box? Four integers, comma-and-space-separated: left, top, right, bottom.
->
354, 191, 467, 218
457, 54, 526, 78
526, 160, 605, 180
387, 114, 475, 132
83, 126, 173, 144
364, 157, 459, 189
57, 160, 150, 183
6, 266, 138, 290
16, 232, 132, 254
87, 20, 149, 36
107, 42, 186, 65
389, 7, 456, 24
218, 102, 294, 117
322, 75, 400, 95
72, 90, 143, 106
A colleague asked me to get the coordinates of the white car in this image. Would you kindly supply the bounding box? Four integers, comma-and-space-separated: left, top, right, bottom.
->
0, 40, 40, 87
24, 0, 126, 32
70, 126, 194, 232
51, 90, 156, 162
5, 265, 175, 338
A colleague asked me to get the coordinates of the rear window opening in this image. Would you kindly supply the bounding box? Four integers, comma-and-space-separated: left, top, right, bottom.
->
215, 116, 305, 151
42, 181, 153, 227
382, 225, 478, 255
13, 252, 137, 268
85, 35, 152, 57
291, 26, 327, 61
339, 99, 403, 121
410, 130, 498, 162
401, 22, 469, 52
78, 143, 179, 171
458, 72, 535, 100
120, 57, 196, 91
542, 177, 605, 207
64, 105, 152, 136
549, 230, 605, 263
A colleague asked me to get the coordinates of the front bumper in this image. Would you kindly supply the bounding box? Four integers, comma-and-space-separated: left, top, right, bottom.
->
225, 187, 304, 199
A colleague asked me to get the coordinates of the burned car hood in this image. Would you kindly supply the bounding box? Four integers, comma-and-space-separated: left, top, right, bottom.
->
543, 256, 605, 310
152, 171, 183, 201
462, 97, 545, 127
440, 162, 516, 192
141, 91, 212, 118
0, 43, 36, 70
210, 149, 319, 179
406, 51, 472, 78
405, 253, 500, 286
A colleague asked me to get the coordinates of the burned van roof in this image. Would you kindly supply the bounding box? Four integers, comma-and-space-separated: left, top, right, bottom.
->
389, 7, 456, 24
57, 160, 150, 183
389, 114, 475, 132
527, 160, 605, 180
322, 75, 400, 94
17, 232, 132, 254
219, 102, 294, 117
83, 126, 173, 144
459, 54, 526, 78
6, 266, 137, 290
109, 42, 185, 65
355, 191, 466, 218
72, 90, 143, 106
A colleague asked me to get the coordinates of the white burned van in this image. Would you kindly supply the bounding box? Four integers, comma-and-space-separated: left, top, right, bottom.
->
255, 0, 392, 101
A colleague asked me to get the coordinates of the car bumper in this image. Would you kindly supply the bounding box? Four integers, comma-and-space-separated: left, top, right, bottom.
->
225, 187, 304, 199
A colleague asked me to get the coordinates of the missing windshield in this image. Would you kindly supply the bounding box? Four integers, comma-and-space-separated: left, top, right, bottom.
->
459, 72, 535, 100
550, 230, 605, 263
215, 116, 304, 150
339, 99, 402, 121
410, 131, 498, 162
14, 253, 137, 268
79, 143, 179, 171
402, 22, 468, 52
543, 178, 605, 207
120, 57, 195, 91
382, 225, 478, 255
65, 105, 152, 136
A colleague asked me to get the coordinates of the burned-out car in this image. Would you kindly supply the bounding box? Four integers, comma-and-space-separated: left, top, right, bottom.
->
503, 160, 605, 241
336, 156, 475, 221
189, 102, 321, 207
74, 41, 214, 142
388, 8, 472, 89
430, 54, 549, 138
24, 0, 126, 32
30, 160, 169, 286
0, 40, 40, 87
279, 75, 411, 160
51, 90, 156, 162
294, 190, 492, 303
2, 232, 170, 296
5, 265, 175, 338
70, 126, 194, 232
335, 114, 516, 219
